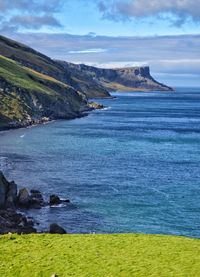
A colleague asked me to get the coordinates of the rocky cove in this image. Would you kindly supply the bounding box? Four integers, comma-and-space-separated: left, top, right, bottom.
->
0, 171, 69, 234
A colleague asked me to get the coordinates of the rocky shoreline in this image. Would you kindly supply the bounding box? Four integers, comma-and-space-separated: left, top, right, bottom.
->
0, 171, 68, 234
0, 102, 104, 132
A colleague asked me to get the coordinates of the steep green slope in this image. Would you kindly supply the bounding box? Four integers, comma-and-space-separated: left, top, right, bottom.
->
0, 55, 88, 130
0, 234, 200, 276
0, 35, 111, 98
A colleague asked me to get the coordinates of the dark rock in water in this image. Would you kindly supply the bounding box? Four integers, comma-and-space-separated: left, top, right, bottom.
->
0, 171, 17, 209
18, 188, 30, 208
49, 223, 67, 234
0, 171, 71, 234
50, 195, 62, 205
6, 181, 17, 209
0, 209, 36, 234
18, 188, 46, 208
0, 172, 7, 208
50, 194, 70, 205
0, 171, 8, 208
29, 189, 46, 208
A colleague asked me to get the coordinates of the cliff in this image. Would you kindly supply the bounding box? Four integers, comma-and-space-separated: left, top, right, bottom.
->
58, 61, 111, 98
64, 63, 173, 92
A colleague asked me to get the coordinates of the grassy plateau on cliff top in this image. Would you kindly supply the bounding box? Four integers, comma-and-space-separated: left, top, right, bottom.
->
0, 233, 200, 277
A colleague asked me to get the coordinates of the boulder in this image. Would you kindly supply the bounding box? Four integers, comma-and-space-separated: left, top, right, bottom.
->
49, 223, 67, 234
88, 102, 104, 110
29, 189, 45, 208
49, 194, 70, 205
18, 188, 30, 207
5, 181, 17, 209
49, 195, 62, 205
0, 171, 9, 208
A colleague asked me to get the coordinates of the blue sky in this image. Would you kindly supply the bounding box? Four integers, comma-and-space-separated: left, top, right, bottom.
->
0, 0, 200, 87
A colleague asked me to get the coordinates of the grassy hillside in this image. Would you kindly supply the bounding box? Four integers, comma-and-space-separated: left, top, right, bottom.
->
0, 233, 200, 277
0, 55, 64, 94
0, 35, 110, 98
0, 35, 72, 82
0, 55, 87, 129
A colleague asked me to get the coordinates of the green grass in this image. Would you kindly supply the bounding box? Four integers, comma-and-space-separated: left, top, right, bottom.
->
0, 55, 66, 95
0, 55, 82, 124
0, 234, 200, 277
0, 92, 28, 120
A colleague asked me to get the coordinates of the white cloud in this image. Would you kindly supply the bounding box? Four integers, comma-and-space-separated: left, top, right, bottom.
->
98, 0, 200, 25
0, 0, 63, 31
68, 48, 108, 54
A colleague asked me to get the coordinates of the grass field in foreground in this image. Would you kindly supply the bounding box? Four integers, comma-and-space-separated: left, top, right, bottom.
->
0, 233, 200, 277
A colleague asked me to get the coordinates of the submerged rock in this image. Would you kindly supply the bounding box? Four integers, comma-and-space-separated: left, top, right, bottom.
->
49, 223, 67, 234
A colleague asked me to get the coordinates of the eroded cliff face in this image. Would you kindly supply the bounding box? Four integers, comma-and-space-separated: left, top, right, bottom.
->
75, 64, 173, 92
58, 61, 111, 98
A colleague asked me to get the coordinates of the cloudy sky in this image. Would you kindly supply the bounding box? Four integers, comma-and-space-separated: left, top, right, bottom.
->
0, 0, 200, 87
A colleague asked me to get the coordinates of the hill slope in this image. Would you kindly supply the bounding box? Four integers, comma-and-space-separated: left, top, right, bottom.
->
0, 35, 111, 99
0, 55, 88, 130
0, 35, 172, 96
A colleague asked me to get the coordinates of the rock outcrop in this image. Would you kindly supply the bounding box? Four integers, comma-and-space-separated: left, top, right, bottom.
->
0, 171, 70, 234
0, 209, 36, 234
49, 194, 70, 206
0, 171, 17, 209
49, 223, 67, 234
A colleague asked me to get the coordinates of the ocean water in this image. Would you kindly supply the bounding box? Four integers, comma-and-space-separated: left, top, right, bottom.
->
1, 88, 200, 237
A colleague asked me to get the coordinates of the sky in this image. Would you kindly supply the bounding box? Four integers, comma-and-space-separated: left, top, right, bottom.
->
0, 0, 200, 87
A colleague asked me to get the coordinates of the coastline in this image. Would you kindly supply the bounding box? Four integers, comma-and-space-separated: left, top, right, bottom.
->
0, 100, 107, 133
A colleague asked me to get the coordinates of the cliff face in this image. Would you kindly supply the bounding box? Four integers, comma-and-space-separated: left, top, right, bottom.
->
75, 64, 173, 92
58, 61, 111, 98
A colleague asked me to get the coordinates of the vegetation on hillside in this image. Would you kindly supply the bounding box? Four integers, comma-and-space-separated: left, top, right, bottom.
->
0, 55, 87, 128
0, 35, 111, 98
0, 55, 69, 95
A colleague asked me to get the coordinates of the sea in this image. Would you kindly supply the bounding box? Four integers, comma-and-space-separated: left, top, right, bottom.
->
1, 87, 200, 237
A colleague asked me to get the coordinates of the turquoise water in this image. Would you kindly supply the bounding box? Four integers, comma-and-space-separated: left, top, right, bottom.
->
1, 88, 200, 237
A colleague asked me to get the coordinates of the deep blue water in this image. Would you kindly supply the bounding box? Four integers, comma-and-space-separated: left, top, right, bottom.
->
1, 88, 200, 237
